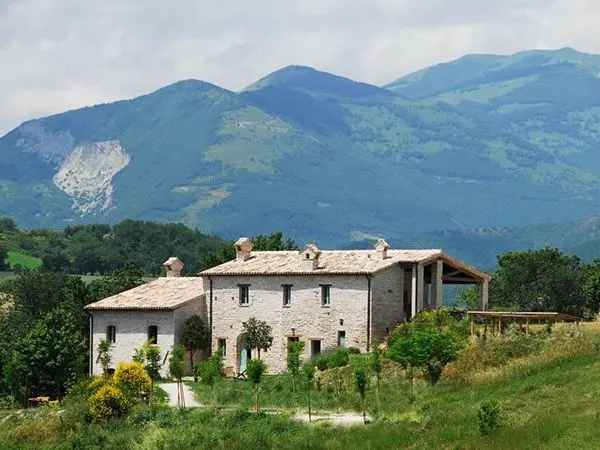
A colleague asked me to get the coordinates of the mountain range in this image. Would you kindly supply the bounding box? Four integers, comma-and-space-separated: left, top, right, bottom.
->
4, 47, 600, 266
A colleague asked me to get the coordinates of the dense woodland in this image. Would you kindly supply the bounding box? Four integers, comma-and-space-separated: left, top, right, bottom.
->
0, 218, 298, 276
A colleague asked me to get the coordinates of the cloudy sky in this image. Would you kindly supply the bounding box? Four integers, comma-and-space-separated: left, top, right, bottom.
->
1, 0, 599, 135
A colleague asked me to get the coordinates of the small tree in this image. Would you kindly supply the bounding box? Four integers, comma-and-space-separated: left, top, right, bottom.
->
241, 317, 273, 359
387, 325, 460, 388
303, 362, 316, 422
169, 345, 186, 407
181, 314, 210, 376
0, 246, 8, 271
97, 339, 112, 376
354, 367, 369, 424
196, 348, 224, 387
287, 340, 305, 393
370, 346, 383, 413
246, 359, 267, 414
144, 343, 162, 402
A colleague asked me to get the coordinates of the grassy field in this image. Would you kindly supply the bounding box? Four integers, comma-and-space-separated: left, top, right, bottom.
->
1, 323, 600, 449
5, 251, 42, 270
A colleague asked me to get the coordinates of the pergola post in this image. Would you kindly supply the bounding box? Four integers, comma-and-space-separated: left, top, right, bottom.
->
431, 259, 444, 308
477, 279, 489, 311
416, 263, 424, 313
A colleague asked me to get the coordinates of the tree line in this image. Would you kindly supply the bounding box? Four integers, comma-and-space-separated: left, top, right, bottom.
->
0, 218, 299, 276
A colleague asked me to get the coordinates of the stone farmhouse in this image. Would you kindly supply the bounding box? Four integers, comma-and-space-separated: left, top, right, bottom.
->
85, 258, 205, 377
85, 239, 489, 376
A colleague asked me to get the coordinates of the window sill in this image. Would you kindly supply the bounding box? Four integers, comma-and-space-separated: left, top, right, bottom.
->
239, 304, 250, 307
321, 304, 331, 308
282, 305, 291, 308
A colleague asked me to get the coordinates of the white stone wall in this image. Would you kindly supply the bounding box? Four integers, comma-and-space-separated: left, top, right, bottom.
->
210, 275, 370, 374
371, 264, 405, 344
90, 310, 176, 378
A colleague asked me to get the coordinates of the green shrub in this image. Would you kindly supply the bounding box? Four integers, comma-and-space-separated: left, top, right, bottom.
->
0, 395, 18, 410
313, 347, 350, 371
195, 349, 224, 386
477, 399, 503, 435
88, 384, 132, 423
348, 347, 361, 354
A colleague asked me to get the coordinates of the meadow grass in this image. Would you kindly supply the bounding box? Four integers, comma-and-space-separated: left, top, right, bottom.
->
6, 252, 42, 270
2, 324, 600, 449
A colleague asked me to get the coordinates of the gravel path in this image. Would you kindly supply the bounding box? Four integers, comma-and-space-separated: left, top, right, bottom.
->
158, 383, 201, 407
293, 413, 371, 426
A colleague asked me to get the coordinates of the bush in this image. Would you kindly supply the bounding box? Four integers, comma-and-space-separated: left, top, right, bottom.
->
313, 348, 350, 371
195, 349, 224, 386
348, 347, 361, 354
477, 399, 502, 435
88, 384, 132, 423
114, 362, 151, 399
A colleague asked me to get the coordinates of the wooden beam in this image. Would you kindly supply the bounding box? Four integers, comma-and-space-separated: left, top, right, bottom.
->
443, 276, 478, 283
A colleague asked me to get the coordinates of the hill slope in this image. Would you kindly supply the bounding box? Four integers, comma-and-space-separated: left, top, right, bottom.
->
4, 49, 600, 249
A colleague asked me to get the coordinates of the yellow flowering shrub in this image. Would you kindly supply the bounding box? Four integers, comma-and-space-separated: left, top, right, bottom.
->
114, 361, 151, 396
88, 384, 132, 423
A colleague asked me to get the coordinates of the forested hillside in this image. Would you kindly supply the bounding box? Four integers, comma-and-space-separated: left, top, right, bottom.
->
0, 218, 223, 276
4, 48, 600, 248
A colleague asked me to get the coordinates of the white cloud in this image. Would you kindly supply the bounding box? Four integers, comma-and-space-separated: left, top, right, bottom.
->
1, 0, 600, 135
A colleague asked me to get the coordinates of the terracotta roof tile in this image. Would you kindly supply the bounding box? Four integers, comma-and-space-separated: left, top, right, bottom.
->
85, 277, 204, 311
199, 249, 443, 276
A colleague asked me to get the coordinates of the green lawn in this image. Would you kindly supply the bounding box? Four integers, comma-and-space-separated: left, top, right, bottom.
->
6, 251, 42, 269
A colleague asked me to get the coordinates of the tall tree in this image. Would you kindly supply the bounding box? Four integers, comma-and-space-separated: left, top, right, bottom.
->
491, 248, 583, 315
181, 314, 210, 372
241, 317, 273, 359
3, 304, 87, 402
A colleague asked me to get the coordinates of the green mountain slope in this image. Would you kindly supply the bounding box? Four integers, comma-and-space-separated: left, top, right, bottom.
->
4, 49, 600, 252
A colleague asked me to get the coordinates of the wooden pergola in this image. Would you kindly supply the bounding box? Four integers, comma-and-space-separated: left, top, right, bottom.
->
467, 311, 580, 336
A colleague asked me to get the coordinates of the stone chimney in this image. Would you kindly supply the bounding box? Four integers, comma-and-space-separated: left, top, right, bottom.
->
163, 257, 184, 277
374, 239, 389, 260
300, 244, 321, 270
235, 237, 254, 262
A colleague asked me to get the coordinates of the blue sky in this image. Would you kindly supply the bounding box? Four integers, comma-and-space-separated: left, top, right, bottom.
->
1, 0, 599, 135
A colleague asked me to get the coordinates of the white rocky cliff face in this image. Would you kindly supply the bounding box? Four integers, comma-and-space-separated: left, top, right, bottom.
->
53, 140, 130, 214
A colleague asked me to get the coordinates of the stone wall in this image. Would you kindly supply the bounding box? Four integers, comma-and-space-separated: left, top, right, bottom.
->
210, 274, 370, 374
371, 264, 405, 344
90, 310, 176, 378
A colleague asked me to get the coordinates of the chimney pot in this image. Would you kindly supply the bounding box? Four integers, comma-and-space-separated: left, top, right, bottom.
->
163, 257, 184, 277
235, 237, 253, 262
374, 239, 390, 259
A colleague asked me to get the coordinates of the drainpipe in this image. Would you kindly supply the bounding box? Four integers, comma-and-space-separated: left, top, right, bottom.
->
85, 311, 93, 376
366, 274, 372, 352
209, 276, 213, 356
